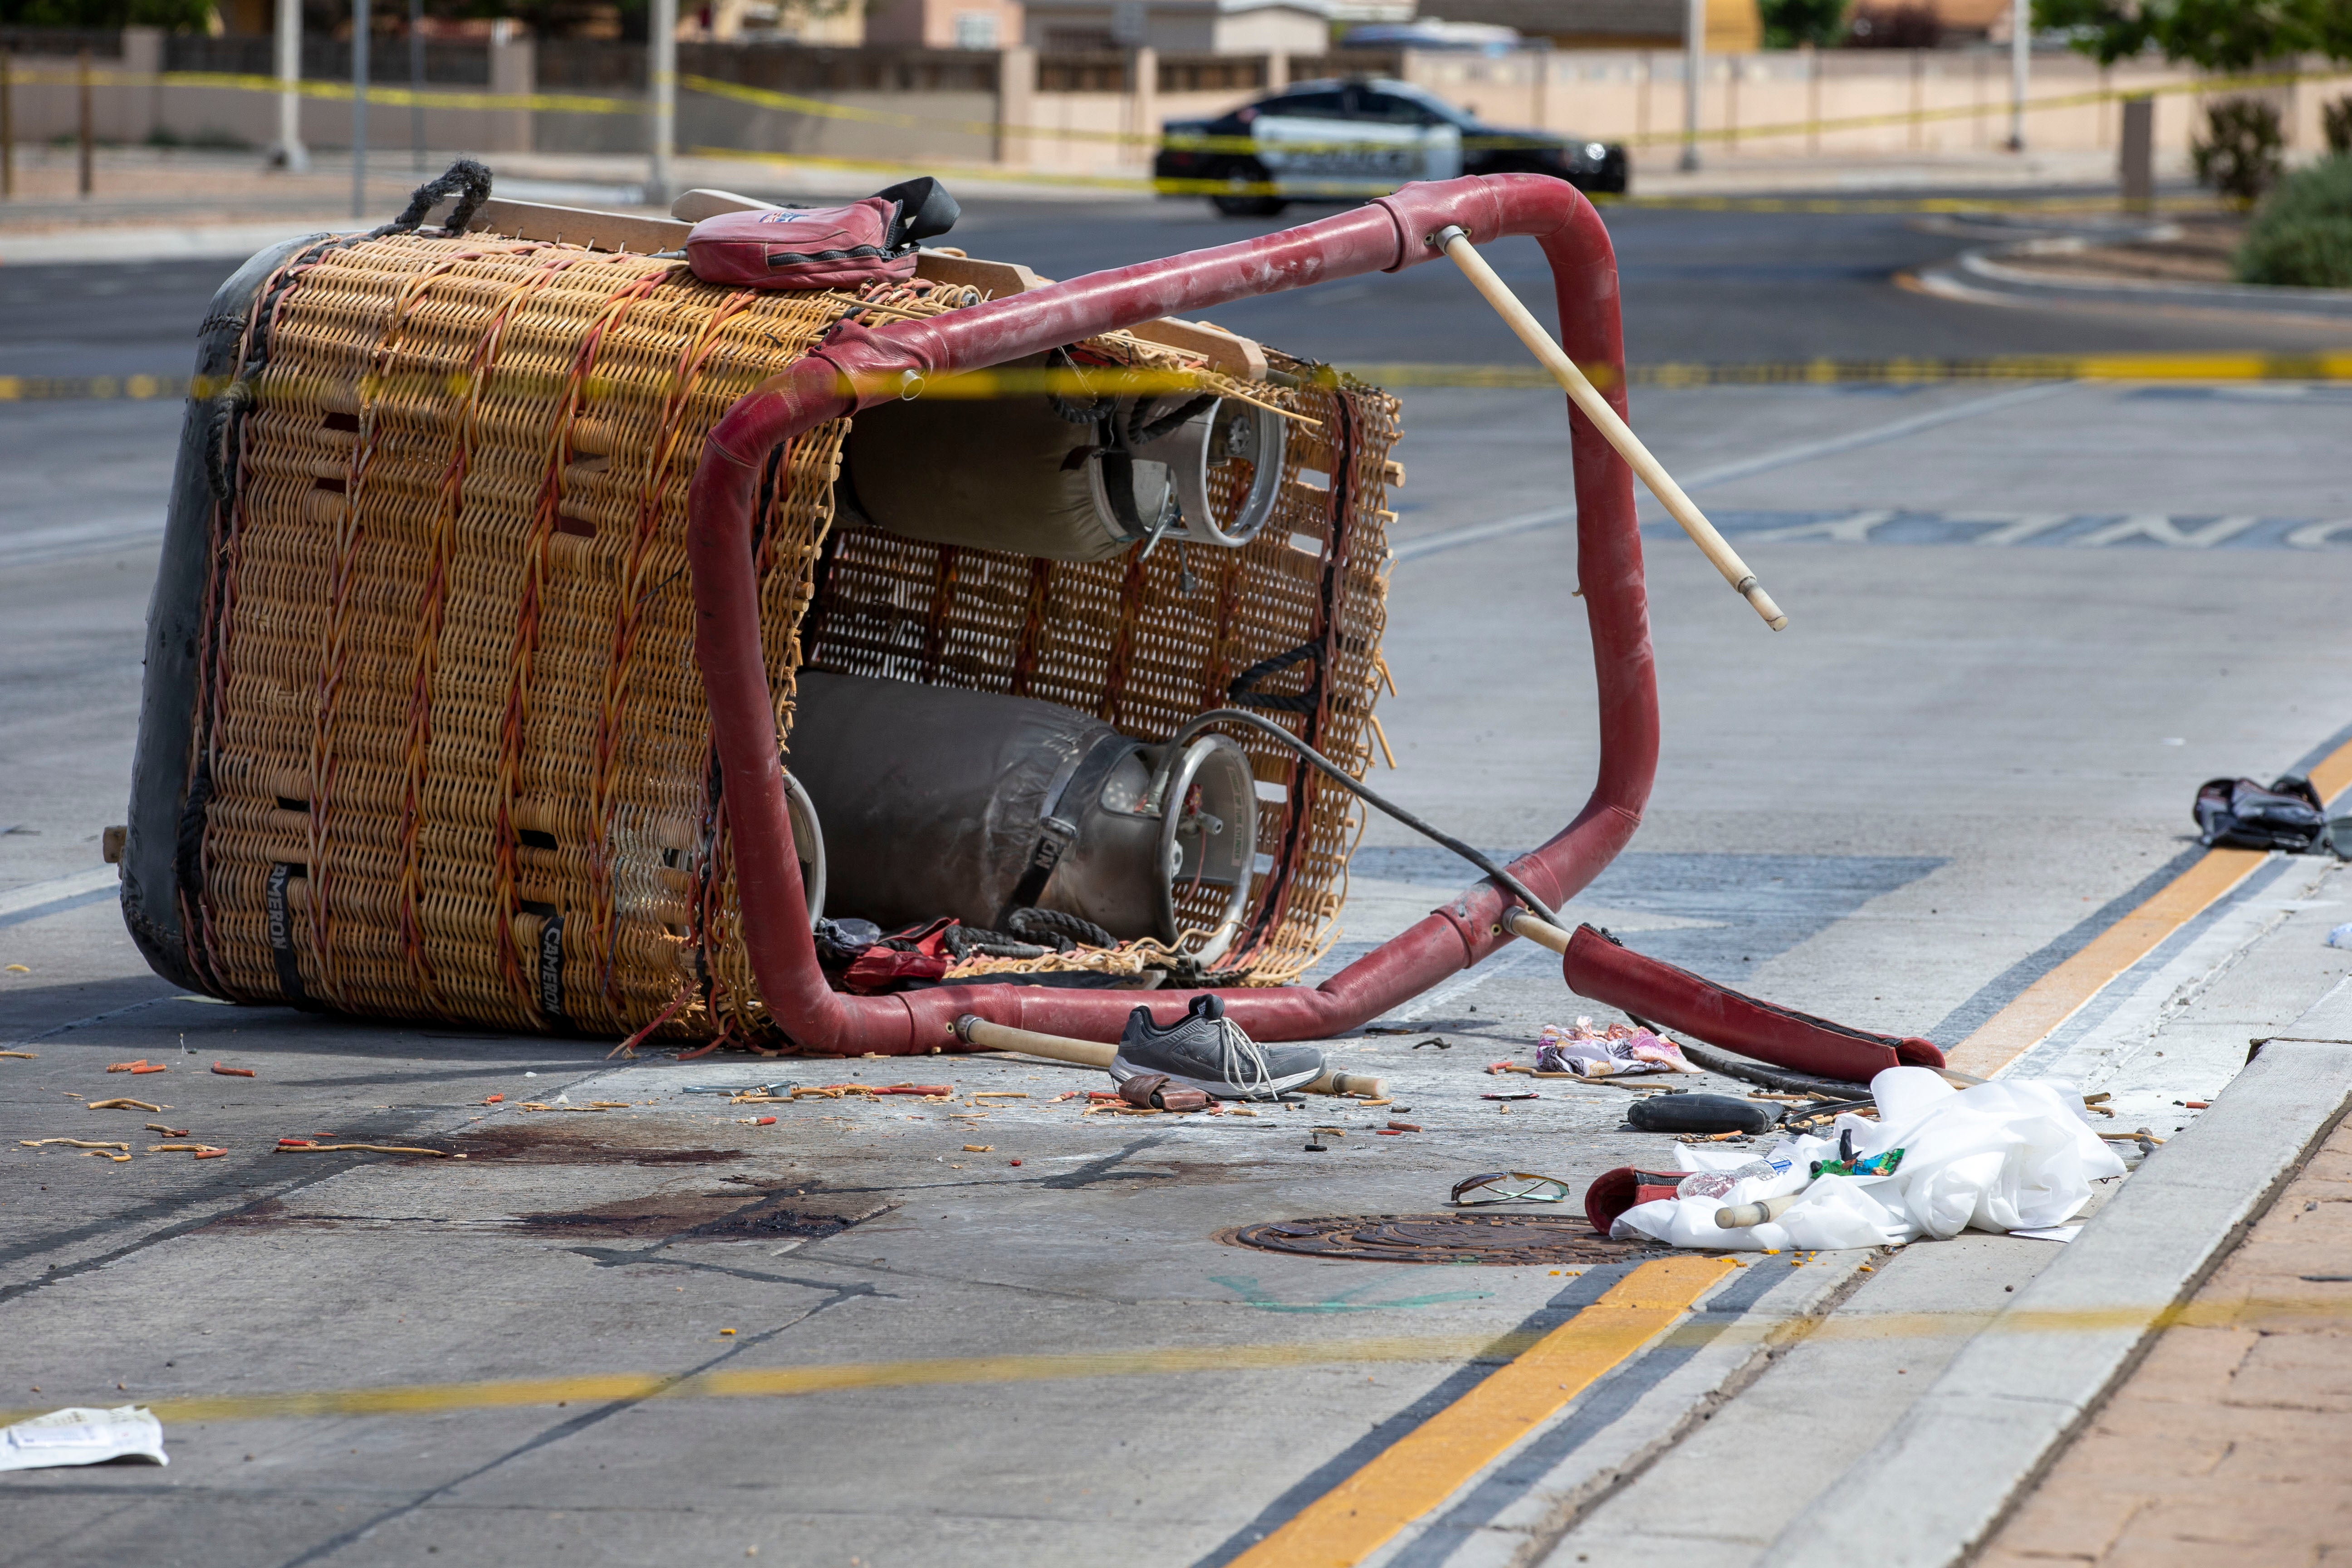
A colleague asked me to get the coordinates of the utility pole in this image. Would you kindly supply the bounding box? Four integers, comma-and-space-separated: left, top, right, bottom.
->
275, 0, 309, 171
2119, 94, 2153, 211
1679, 0, 1702, 172
648, 0, 677, 206
77, 47, 93, 198
408, 0, 426, 172
2007, 0, 2028, 151
353, 0, 370, 218
2, 49, 15, 201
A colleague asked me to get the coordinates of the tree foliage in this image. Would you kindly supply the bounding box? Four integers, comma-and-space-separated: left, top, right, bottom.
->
2193, 96, 2285, 199
0, 0, 212, 27
1761, 0, 1851, 49
2034, 0, 2352, 72
2237, 152, 2352, 284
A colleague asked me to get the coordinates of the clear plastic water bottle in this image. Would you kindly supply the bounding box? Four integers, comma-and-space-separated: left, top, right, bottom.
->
1676, 1157, 1785, 1201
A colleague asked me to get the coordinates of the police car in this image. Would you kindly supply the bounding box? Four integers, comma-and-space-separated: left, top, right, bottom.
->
1154, 78, 1629, 216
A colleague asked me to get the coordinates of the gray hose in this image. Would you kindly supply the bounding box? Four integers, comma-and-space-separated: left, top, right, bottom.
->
1677, 1039, 1869, 1098
1151, 707, 1566, 928
1007, 906, 1114, 950
1127, 392, 1219, 448
391, 157, 493, 233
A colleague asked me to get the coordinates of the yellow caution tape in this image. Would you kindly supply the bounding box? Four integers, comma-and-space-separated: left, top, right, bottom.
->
686, 141, 1159, 193
1621, 62, 2352, 150
9, 64, 637, 114
685, 59, 2351, 153
4, 61, 2343, 156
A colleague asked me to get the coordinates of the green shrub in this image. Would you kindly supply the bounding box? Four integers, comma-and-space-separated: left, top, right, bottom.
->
2193, 98, 2285, 205
2325, 95, 2352, 157
2235, 155, 2352, 288
1761, 0, 1848, 48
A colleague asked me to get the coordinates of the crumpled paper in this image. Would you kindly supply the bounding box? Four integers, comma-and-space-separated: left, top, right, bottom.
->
1535, 1017, 1699, 1078
0, 1405, 167, 1471
1611, 1066, 2125, 1252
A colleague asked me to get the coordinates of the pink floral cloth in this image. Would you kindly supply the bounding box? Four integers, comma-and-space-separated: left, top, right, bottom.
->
1535, 1017, 1698, 1078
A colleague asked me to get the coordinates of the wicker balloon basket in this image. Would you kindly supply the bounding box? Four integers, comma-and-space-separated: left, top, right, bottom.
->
127, 217, 1401, 1048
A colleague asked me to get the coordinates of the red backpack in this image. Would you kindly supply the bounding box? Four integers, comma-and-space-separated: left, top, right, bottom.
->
684, 177, 960, 291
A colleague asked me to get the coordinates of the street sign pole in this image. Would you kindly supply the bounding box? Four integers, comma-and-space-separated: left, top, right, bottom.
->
2007, 0, 2028, 151
353, 0, 371, 217
408, 0, 425, 172
648, 0, 676, 206
1679, 0, 1703, 172
276, 0, 309, 171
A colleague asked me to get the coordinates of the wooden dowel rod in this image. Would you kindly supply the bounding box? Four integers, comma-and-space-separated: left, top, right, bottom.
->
1432, 225, 1788, 632
1503, 906, 1571, 954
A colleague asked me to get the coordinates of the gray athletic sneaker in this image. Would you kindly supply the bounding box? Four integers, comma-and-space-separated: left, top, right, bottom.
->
1110, 994, 1325, 1100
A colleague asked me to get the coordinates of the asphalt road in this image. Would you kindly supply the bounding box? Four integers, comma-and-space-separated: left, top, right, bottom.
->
5, 192, 2346, 382
3, 190, 2348, 1568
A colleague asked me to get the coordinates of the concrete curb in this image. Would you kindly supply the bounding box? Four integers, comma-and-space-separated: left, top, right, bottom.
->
1911, 240, 2352, 324
1963, 245, 2352, 315
0, 220, 341, 268
1754, 976, 2352, 1568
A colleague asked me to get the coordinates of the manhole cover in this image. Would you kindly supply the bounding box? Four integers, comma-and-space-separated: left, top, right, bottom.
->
1219, 1213, 1671, 1266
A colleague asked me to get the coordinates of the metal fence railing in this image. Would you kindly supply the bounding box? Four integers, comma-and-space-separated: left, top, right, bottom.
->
1288, 51, 1403, 82
537, 39, 1003, 94
161, 34, 492, 85
0, 26, 123, 57
1157, 54, 1269, 94
1035, 51, 1127, 93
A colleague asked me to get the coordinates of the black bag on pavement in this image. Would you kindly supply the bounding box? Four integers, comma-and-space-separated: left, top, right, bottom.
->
2193, 774, 2332, 853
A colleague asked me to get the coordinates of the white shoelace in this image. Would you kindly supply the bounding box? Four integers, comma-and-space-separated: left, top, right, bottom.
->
1214, 1014, 1275, 1098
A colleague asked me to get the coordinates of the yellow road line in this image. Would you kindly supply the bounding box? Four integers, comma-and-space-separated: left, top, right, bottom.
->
1948, 848, 2268, 1077
1951, 731, 2352, 1078
12, 1287, 2352, 1434
0, 1312, 1721, 1432
2312, 740, 2352, 805
1228, 1255, 1737, 1568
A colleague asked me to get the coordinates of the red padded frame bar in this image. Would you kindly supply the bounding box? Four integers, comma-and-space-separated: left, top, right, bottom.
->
686, 174, 1657, 1055
1562, 924, 1949, 1078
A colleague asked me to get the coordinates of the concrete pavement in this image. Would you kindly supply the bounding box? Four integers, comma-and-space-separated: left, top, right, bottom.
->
5, 192, 2352, 1566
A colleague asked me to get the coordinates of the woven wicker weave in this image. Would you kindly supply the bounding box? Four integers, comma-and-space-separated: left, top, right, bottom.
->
179, 228, 1399, 1044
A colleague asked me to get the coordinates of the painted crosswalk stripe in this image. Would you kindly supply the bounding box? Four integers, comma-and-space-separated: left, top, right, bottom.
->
1396, 505, 2352, 565
0, 867, 120, 929
1658, 510, 2352, 549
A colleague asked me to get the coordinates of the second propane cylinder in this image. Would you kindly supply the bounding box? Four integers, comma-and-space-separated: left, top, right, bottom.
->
785, 672, 1259, 957
838, 356, 1289, 562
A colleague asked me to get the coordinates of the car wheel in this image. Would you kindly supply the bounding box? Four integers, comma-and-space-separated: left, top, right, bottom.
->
1210, 162, 1285, 217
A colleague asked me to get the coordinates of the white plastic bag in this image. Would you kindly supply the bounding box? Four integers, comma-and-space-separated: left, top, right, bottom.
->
0, 1405, 167, 1471
1610, 1067, 2124, 1252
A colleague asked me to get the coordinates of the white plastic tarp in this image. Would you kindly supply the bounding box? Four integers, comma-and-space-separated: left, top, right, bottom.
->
1611, 1066, 2125, 1252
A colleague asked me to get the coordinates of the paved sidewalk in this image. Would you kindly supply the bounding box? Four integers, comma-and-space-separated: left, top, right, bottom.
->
1621, 145, 2137, 197
1979, 1108, 2352, 1568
